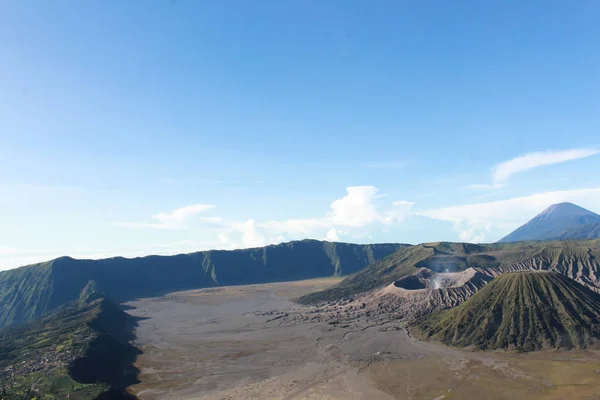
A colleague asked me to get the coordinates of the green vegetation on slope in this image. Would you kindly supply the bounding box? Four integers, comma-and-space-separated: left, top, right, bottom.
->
0, 240, 405, 329
0, 291, 139, 399
411, 272, 600, 351
298, 240, 600, 304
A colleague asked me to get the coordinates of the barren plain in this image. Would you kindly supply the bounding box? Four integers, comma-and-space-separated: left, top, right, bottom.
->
125, 278, 600, 400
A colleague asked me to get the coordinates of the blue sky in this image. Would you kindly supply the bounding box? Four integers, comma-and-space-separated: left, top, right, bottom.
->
1, 1, 600, 270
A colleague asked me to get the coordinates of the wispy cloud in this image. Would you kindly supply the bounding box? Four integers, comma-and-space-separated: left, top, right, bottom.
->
468, 148, 599, 190
115, 203, 216, 229
153, 204, 216, 226
493, 148, 599, 184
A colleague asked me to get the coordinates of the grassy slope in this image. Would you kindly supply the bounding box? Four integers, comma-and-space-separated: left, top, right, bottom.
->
411, 272, 600, 351
0, 240, 406, 328
298, 240, 600, 304
0, 294, 139, 399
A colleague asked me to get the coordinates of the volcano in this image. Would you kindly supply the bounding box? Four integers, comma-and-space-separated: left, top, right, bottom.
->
411, 271, 600, 351
499, 202, 600, 242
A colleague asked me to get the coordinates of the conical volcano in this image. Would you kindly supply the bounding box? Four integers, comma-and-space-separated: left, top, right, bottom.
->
412, 271, 600, 351
499, 202, 600, 242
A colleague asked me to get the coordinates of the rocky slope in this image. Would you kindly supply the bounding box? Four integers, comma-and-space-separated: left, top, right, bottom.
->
410, 272, 600, 351
357, 267, 495, 319
0, 240, 405, 328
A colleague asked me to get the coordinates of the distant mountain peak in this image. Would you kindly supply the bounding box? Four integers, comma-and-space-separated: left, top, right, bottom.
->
499, 202, 600, 243
537, 202, 597, 219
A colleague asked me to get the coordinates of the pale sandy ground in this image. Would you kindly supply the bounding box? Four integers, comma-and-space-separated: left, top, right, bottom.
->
125, 278, 600, 400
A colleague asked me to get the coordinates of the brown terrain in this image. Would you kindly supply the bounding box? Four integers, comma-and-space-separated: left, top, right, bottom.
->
125, 277, 600, 400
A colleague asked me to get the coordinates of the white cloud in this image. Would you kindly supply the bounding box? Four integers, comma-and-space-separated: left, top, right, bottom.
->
418, 187, 600, 242
259, 186, 414, 238
233, 219, 267, 248
329, 186, 382, 227
115, 203, 216, 229
239, 187, 415, 245
258, 218, 327, 235
325, 228, 341, 241
459, 228, 486, 243
78, 186, 414, 267
14, 184, 600, 269
153, 204, 215, 226
468, 148, 599, 190
269, 235, 287, 244
115, 187, 414, 244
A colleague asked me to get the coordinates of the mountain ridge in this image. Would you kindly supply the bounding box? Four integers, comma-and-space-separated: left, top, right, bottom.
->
0, 239, 406, 329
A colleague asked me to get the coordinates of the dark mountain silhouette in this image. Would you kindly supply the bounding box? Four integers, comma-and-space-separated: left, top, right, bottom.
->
411, 272, 600, 351
0, 240, 405, 329
498, 202, 600, 242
